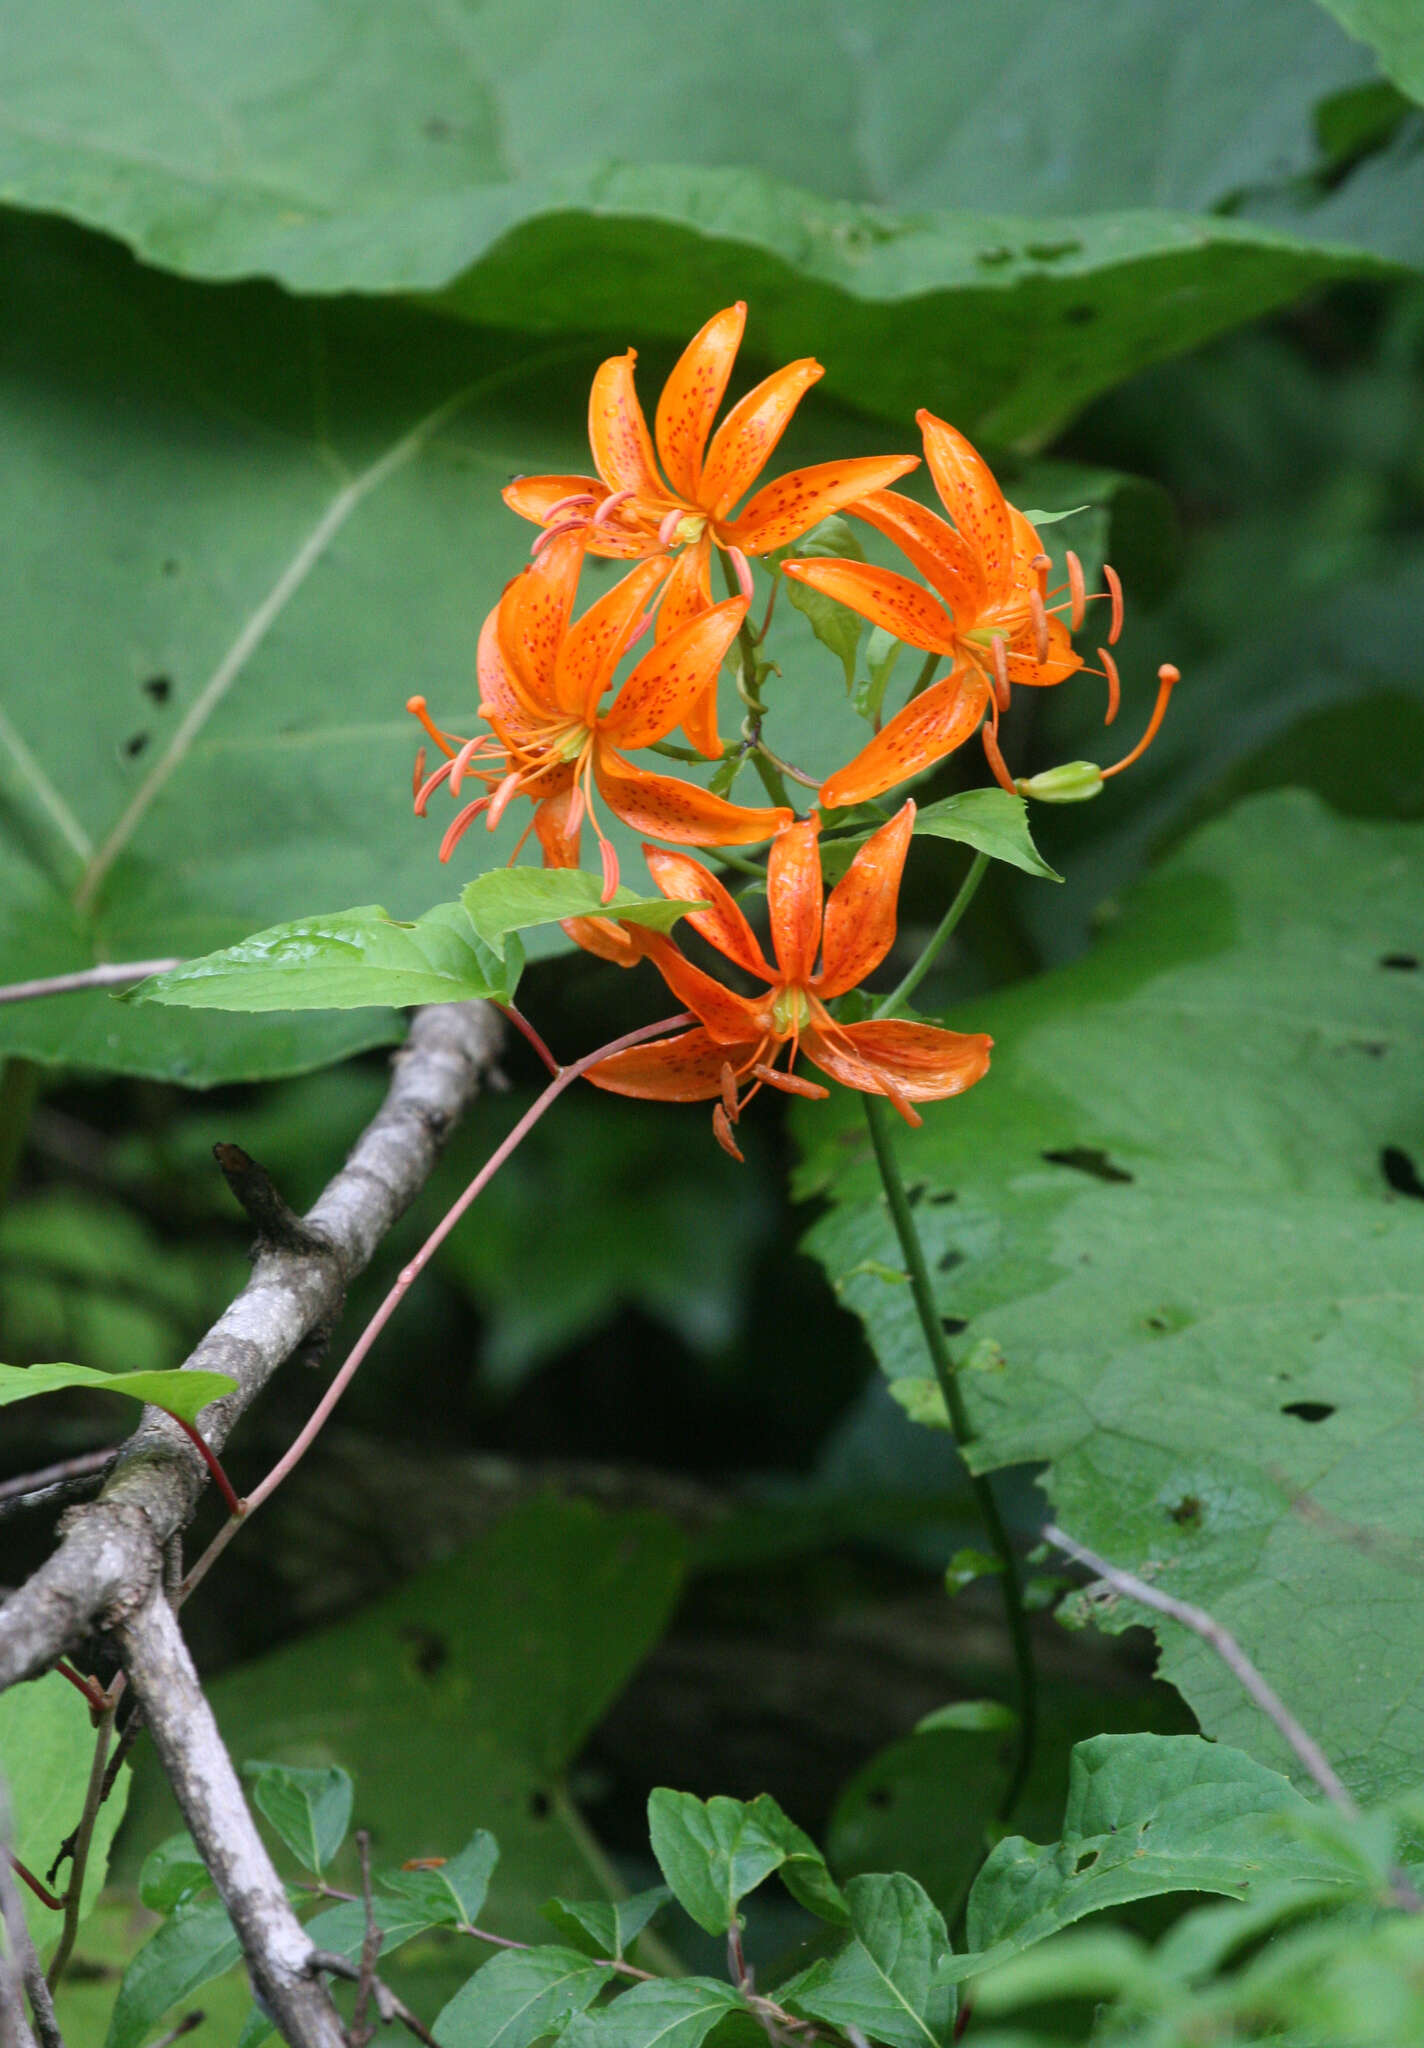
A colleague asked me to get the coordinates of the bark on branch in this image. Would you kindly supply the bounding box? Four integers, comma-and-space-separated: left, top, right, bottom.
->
0, 1001, 503, 1692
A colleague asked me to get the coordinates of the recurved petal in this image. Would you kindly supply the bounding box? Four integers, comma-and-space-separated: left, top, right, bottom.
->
820, 665, 992, 811
554, 556, 670, 719
816, 801, 915, 998
700, 359, 823, 518
496, 527, 587, 707
803, 1017, 993, 1102
589, 350, 671, 503
654, 536, 721, 752
729, 455, 920, 556
781, 558, 955, 653
644, 844, 772, 979
655, 304, 745, 503
563, 915, 648, 966
917, 411, 1015, 607
585, 1024, 757, 1103
849, 489, 985, 618
630, 932, 767, 1044
601, 594, 747, 750
593, 752, 791, 847
502, 472, 604, 527
532, 785, 583, 872
477, 602, 548, 738
766, 816, 823, 985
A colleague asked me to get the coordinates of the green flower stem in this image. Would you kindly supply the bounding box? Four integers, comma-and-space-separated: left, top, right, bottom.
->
698, 844, 768, 881
861, 1094, 1037, 1827
874, 851, 989, 1019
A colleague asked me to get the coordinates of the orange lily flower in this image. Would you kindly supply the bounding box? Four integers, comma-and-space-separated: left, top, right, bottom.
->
783, 409, 1154, 809
585, 804, 992, 1156
503, 304, 920, 747
408, 531, 790, 899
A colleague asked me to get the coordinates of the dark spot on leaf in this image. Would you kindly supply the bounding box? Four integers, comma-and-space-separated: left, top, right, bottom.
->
976, 245, 1013, 266
941, 1316, 968, 1335
161, 558, 180, 577
1382, 1146, 1424, 1199
424, 115, 452, 139
1168, 1496, 1202, 1527
1026, 238, 1083, 261
142, 675, 172, 703
398, 1624, 448, 1678
1282, 1401, 1335, 1423
1072, 1848, 1099, 1875
937, 1249, 965, 1274
1063, 304, 1097, 325
528, 1789, 552, 1821
1146, 1315, 1167, 1331
1381, 953, 1417, 970
1043, 1147, 1134, 1183
905, 1178, 928, 1208
123, 733, 149, 758
866, 1785, 892, 1810
927, 1188, 957, 1205
1354, 1041, 1388, 1057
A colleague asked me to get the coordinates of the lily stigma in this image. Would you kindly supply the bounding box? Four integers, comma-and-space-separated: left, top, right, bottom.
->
502, 302, 920, 695
782, 409, 1176, 806
408, 530, 790, 899
585, 803, 992, 1157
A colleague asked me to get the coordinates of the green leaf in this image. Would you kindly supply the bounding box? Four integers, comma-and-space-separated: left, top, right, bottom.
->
1314, 2, 1424, 102
646, 1789, 844, 1935
800, 793, 1424, 1804
137, 1834, 209, 1914
916, 1702, 1018, 1735
0, 1360, 237, 1424
820, 791, 1059, 888
383, 1830, 500, 1927
778, 519, 868, 694
243, 1761, 353, 1876
460, 870, 706, 949
948, 1735, 1365, 1988
559, 1977, 741, 2048
434, 1946, 618, 2048
0, 1672, 131, 1959
239, 1891, 466, 2048
540, 1887, 671, 1961
127, 902, 517, 1013
104, 1895, 243, 2048
853, 629, 904, 729
780, 1872, 954, 2048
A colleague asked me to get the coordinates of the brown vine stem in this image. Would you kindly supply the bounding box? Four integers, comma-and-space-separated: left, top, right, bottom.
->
45, 1701, 115, 1989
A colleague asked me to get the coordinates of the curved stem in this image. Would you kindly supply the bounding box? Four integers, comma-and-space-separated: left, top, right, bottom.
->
861, 1095, 1037, 1827
875, 852, 989, 1019
46, 1701, 115, 1989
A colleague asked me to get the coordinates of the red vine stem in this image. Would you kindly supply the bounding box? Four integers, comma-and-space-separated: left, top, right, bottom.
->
167, 1414, 245, 1517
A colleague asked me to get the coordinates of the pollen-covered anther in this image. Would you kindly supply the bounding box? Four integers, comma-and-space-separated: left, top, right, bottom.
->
751, 1062, 829, 1100
1065, 549, 1087, 631
449, 734, 491, 797
726, 545, 755, 604
565, 784, 587, 835
486, 769, 525, 831
719, 1062, 740, 1122
991, 634, 1011, 712
598, 836, 621, 904
591, 489, 635, 530
532, 517, 591, 558
1098, 646, 1121, 726
412, 746, 426, 801
657, 506, 684, 548
438, 796, 491, 862
414, 758, 457, 816
712, 1103, 745, 1162
1029, 587, 1050, 665
1104, 562, 1124, 645
1030, 551, 1052, 597
542, 492, 598, 525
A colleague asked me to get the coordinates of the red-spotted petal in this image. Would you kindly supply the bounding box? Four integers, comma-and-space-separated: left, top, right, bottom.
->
593, 753, 791, 847
699, 358, 822, 518
820, 665, 992, 811
644, 845, 772, 979
782, 558, 955, 653
654, 535, 721, 752
589, 350, 672, 504
502, 473, 604, 528
585, 1024, 758, 1102
477, 603, 549, 741
766, 816, 823, 985
554, 557, 670, 720
563, 914, 649, 966
817, 801, 915, 998
729, 455, 920, 556
804, 1017, 993, 1102
600, 595, 747, 751
917, 411, 1014, 607
654, 304, 745, 503
848, 489, 985, 619
632, 933, 768, 1044
496, 528, 586, 708
532, 785, 582, 871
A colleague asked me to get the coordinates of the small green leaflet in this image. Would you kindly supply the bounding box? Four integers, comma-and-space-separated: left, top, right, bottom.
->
819, 789, 1060, 886
243, 1762, 353, 1876
916, 1701, 1018, 1734
540, 1885, 671, 1959
459, 868, 706, 949
0, 1360, 236, 1424
105, 1895, 244, 2048
559, 1977, 741, 2048
433, 1945, 618, 2048
647, 1789, 847, 1935
779, 1872, 954, 2048
383, 1829, 499, 1925
853, 627, 905, 726
138, 1835, 210, 1915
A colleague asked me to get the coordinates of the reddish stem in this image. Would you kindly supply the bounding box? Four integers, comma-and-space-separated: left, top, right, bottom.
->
495, 1001, 560, 1077
54, 1660, 109, 1714
166, 1414, 245, 1517
8, 1854, 63, 1911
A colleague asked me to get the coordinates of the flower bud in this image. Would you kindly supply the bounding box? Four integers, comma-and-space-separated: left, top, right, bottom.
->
1014, 760, 1104, 804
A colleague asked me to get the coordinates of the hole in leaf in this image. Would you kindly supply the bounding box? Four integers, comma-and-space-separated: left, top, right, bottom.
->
398, 1624, 448, 1678
1282, 1401, 1335, 1423
1072, 1848, 1099, 1875
1380, 953, 1417, 970
122, 732, 150, 758
927, 1189, 957, 1205
1042, 1147, 1134, 1184
528, 1789, 552, 1821
937, 1249, 965, 1274
941, 1316, 968, 1335
143, 675, 173, 703
1167, 1496, 1202, 1527
1382, 1146, 1424, 1199
904, 1179, 928, 1208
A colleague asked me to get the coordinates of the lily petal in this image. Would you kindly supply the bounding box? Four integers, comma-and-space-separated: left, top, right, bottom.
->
730, 454, 921, 556
817, 801, 916, 998
477, 603, 551, 739
700, 357, 823, 518
585, 1024, 757, 1102
655, 303, 745, 503
766, 816, 823, 985
600, 595, 747, 751
917, 410, 1015, 607
554, 556, 670, 720
496, 528, 587, 708
848, 488, 985, 618
644, 844, 773, 979
782, 557, 955, 653
633, 933, 767, 1044
820, 664, 992, 811
532, 785, 582, 872
804, 1017, 993, 1102
593, 751, 791, 846
656, 531, 715, 639
589, 350, 671, 504
502, 472, 604, 528
563, 914, 649, 967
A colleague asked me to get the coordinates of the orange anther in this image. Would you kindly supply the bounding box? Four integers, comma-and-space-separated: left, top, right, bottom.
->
981, 718, 1017, 796
1098, 645, 1121, 726
1029, 587, 1050, 665
712, 1103, 746, 1162
1104, 562, 1124, 646
1065, 550, 1086, 632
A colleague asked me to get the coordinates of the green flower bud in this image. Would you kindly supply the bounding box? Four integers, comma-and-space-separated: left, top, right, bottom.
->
1014, 761, 1105, 804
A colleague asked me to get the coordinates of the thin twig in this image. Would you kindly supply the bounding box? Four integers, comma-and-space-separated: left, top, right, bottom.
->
0, 1449, 118, 1511
1043, 1524, 1359, 1814
350, 1831, 381, 2048
44, 1705, 114, 1989
5, 1863, 60, 1914
0, 962, 180, 1006
305, 1954, 437, 2046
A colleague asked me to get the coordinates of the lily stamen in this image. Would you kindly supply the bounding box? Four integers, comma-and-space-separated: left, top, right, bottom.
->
414, 758, 458, 816
439, 796, 492, 862
719, 1062, 740, 1123
1104, 562, 1124, 645
712, 1103, 745, 1161
725, 545, 755, 604
991, 634, 1011, 713
751, 1062, 829, 1100
1065, 549, 1087, 631
657, 506, 684, 548
531, 517, 591, 558
450, 733, 495, 797
486, 768, 526, 831
591, 488, 635, 529
1100, 664, 1179, 780
1098, 645, 1122, 725
407, 695, 459, 761
981, 717, 1016, 796
1029, 587, 1050, 665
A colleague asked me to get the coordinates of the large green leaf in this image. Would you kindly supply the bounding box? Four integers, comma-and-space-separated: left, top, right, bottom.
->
779, 1873, 954, 2048
0, 1672, 131, 1957
0, 3, 1403, 440
798, 792, 1424, 1803
0, 1358, 236, 1422
1315, 1, 1424, 101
